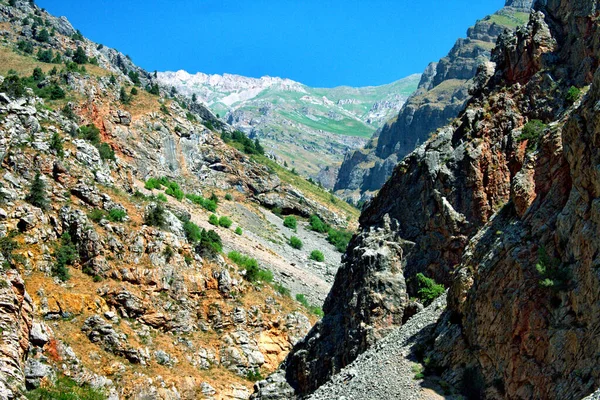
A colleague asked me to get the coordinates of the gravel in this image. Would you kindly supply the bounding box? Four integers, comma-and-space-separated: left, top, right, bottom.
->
307, 294, 447, 400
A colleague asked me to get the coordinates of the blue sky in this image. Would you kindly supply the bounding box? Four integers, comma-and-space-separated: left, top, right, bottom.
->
37, 0, 505, 87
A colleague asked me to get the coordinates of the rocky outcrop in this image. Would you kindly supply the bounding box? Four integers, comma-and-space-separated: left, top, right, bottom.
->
253, 215, 410, 396
334, 2, 533, 203
0, 270, 33, 399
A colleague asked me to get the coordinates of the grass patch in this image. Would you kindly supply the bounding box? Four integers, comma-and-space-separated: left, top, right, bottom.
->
228, 251, 273, 283
295, 294, 324, 317
26, 374, 106, 400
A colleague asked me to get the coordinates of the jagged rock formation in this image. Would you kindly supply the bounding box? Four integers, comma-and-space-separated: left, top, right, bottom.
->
158, 70, 421, 183
334, 1, 532, 204
254, 0, 600, 399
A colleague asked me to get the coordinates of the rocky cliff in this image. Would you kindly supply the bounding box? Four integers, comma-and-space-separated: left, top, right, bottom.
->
253, 0, 600, 398
334, 1, 532, 204
0, 1, 361, 398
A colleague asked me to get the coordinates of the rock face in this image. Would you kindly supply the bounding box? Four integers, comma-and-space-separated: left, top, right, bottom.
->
254, 1, 600, 399
334, 3, 532, 204
253, 215, 410, 396
0, 270, 33, 399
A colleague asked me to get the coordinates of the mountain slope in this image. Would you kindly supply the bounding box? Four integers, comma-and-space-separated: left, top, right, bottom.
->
334, 1, 533, 204
0, 1, 361, 398
158, 70, 420, 181
253, 0, 600, 399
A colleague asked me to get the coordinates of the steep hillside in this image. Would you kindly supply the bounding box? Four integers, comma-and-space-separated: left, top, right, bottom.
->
334, 0, 533, 204
0, 1, 360, 399
253, 0, 600, 399
158, 70, 420, 182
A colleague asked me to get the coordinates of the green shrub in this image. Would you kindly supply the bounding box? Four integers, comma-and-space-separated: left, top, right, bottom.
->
246, 368, 264, 382
565, 86, 581, 104
309, 215, 328, 233
61, 104, 77, 121
107, 208, 126, 222
17, 40, 34, 54
184, 220, 202, 243
71, 29, 85, 41
220, 130, 265, 155
274, 283, 290, 297
36, 48, 53, 62
119, 86, 131, 104
535, 246, 571, 290
156, 193, 168, 202
295, 294, 324, 317
26, 172, 48, 209
25, 374, 106, 400
73, 46, 88, 64
219, 216, 233, 228
228, 251, 272, 283
289, 236, 303, 249
97, 143, 115, 161
145, 204, 167, 228
235, 227, 243, 235
35, 28, 49, 43
415, 273, 445, 306
327, 228, 352, 253
53, 233, 78, 281
0, 231, 20, 270
88, 209, 105, 223
225, 193, 233, 201
78, 124, 101, 144
309, 250, 324, 262
208, 214, 219, 226
145, 177, 162, 190
49, 132, 64, 157
0, 74, 26, 98
186, 193, 217, 212
165, 187, 184, 201
195, 229, 222, 255
517, 120, 546, 151
283, 216, 297, 230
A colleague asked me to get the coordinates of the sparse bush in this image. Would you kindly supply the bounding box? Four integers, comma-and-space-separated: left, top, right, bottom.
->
295, 294, 323, 317
536, 246, 571, 290
327, 228, 352, 253
186, 193, 217, 212
49, 132, 64, 158
25, 374, 106, 400
97, 143, 115, 161
0, 74, 26, 98
309, 215, 328, 233
208, 214, 219, 226
0, 231, 20, 270
88, 209, 105, 223
235, 227, 243, 235
145, 204, 167, 228
309, 250, 324, 262
225, 193, 233, 201
283, 216, 297, 230
274, 283, 291, 297
72, 46, 88, 64
53, 233, 78, 281
26, 172, 48, 209
246, 368, 264, 382
218, 216, 232, 228
119, 86, 131, 104
184, 220, 202, 243
517, 119, 546, 151
289, 236, 303, 249
17, 40, 34, 54
78, 124, 101, 144
71, 29, 85, 41
415, 273, 445, 306
195, 229, 222, 255
565, 86, 581, 104
144, 177, 162, 190
35, 27, 49, 43
61, 104, 77, 121
107, 208, 126, 222
228, 251, 272, 283
36, 48, 53, 62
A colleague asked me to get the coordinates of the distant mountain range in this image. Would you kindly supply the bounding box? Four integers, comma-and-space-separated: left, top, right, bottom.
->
157, 70, 420, 183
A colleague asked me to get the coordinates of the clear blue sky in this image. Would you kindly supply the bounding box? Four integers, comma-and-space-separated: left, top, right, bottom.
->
37, 0, 505, 87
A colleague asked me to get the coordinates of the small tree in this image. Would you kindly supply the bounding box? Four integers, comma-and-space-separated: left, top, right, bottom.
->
72, 46, 88, 64
415, 273, 445, 306
119, 86, 130, 104
192, 93, 197, 103
35, 28, 49, 43
145, 204, 167, 228
49, 132, 64, 158
26, 172, 48, 209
